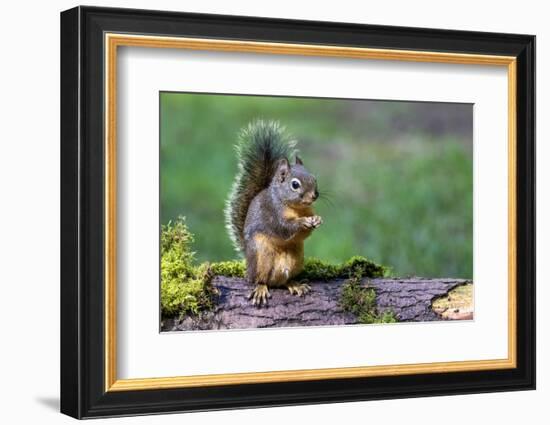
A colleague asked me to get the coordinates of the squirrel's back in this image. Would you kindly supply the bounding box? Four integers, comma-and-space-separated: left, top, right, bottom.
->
224, 120, 296, 252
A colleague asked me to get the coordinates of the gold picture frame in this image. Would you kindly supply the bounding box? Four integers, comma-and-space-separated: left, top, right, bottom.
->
104, 34, 517, 392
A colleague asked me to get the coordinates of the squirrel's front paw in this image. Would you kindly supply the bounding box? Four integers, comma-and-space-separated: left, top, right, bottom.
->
302, 215, 323, 229
248, 284, 271, 307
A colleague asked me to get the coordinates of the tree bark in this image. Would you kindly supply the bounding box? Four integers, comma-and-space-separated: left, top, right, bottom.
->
161, 276, 472, 331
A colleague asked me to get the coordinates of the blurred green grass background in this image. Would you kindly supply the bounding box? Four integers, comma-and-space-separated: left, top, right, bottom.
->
160, 92, 472, 278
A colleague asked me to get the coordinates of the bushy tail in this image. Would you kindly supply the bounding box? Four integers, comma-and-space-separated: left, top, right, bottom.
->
225, 120, 296, 252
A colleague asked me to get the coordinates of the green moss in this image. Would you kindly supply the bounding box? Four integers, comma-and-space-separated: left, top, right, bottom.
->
209, 260, 246, 277
340, 277, 397, 324
299, 255, 387, 281
207, 256, 387, 281
161, 217, 217, 317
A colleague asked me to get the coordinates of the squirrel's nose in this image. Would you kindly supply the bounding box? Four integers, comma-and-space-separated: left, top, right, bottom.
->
313, 190, 319, 200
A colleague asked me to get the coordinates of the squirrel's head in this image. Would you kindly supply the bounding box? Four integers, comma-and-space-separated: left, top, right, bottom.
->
272, 156, 319, 208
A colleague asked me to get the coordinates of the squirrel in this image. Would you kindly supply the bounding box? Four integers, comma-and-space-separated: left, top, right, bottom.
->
225, 120, 323, 307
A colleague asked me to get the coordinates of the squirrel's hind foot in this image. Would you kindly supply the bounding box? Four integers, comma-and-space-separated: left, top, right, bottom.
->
248, 284, 271, 307
286, 281, 311, 297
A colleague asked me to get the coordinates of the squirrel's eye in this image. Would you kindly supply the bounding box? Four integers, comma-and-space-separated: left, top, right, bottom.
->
290, 178, 301, 191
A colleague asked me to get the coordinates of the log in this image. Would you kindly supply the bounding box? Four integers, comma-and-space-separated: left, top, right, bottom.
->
161, 276, 472, 331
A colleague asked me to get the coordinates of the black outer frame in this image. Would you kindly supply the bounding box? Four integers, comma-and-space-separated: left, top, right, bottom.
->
60, 5, 535, 419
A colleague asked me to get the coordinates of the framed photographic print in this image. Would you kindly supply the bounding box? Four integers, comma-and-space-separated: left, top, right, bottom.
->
60, 6, 536, 419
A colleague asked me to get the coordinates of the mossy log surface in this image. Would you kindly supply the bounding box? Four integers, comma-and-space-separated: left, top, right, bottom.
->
161, 277, 472, 331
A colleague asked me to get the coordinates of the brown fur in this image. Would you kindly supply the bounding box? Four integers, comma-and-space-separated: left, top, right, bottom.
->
253, 233, 305, 287
250, 205, 315, 287
282, 205, 313, 220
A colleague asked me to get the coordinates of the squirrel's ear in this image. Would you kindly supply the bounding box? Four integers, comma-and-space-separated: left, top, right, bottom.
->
295, 155, 304, 166
276, 158, 290, 182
